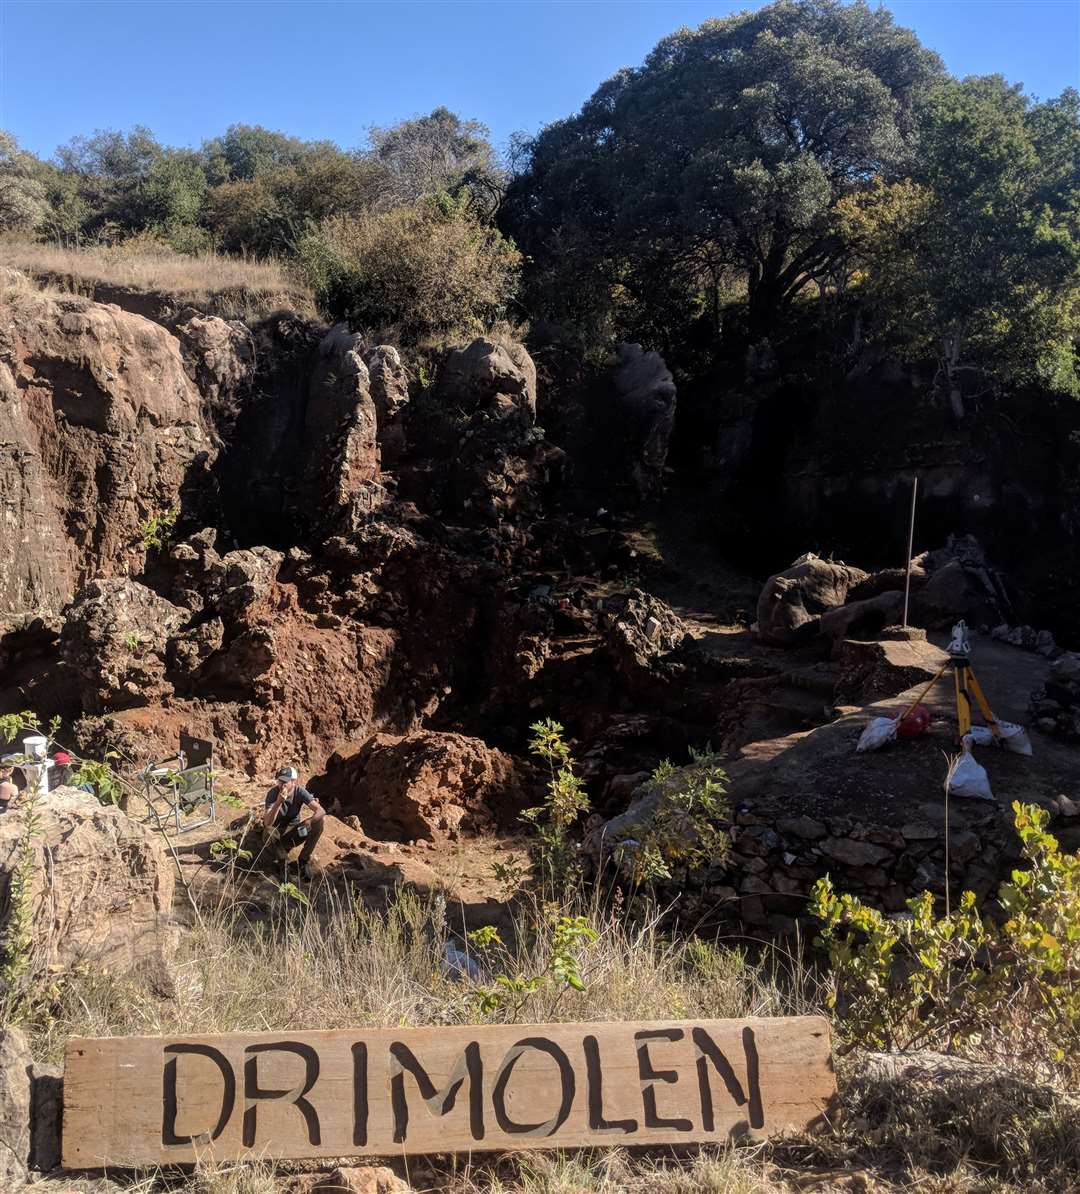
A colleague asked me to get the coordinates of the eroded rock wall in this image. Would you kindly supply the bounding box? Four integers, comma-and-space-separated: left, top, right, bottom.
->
0, 283, 214, 627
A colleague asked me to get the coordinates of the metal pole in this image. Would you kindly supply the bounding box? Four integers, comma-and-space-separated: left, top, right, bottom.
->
902, 475, 918, 627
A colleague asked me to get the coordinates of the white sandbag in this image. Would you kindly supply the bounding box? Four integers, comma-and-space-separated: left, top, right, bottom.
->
966, 720, 1033, 756
948, 738, 994, 801
856, 716, 898, 753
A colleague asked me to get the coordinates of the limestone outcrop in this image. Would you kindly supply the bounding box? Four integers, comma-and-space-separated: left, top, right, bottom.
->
0, 787, 175, 974
59, 579, 187, 711
0, 284, 213, 627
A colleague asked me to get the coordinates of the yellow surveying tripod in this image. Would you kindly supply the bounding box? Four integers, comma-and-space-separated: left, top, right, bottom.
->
896, 621, 1003, 743
946, 621, 1002, 742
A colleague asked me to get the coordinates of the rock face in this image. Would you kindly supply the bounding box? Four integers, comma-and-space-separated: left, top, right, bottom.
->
304, 324, 385, 531
174, 309, 254, 411
365, 344, 410, 465
323, 731, 526, 841
757, 554, 869, 645
0, 285, 213, 627
439, 337, 537, 418
0, 1029, 31, 1189
0, 788, 175, 974
59, 579, 187, 711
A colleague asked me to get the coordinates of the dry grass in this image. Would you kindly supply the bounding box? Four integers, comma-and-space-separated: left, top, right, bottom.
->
29, 887, 814, 1058
0, 238, 314, 322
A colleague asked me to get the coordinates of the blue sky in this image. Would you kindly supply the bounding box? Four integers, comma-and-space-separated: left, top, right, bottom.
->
1, 1, 1077, 159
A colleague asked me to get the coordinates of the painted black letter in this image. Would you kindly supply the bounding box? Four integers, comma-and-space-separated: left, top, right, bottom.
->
492, 1037, 576, 1137
162, 1044, 235, 1146
635, 1029, 692, 1132
352, 1042, 368, 1147
389, 1041, 484, 1143
242, 1041, 321, 1148
583, 1035, 637, 1134
692, 1026, 764, 1133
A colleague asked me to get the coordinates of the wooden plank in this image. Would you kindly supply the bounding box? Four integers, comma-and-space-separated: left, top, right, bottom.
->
62, 1016, 836, 1168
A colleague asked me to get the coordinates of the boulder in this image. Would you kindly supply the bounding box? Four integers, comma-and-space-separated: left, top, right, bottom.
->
312, 1165, 411, 1194
59, 579, 187, 711
439, 338, 536, 419
819, 837, 894, 868
757, 554, 869, 645
913, 560, 984, 628
0, 287, 213, 629
364, 344, 410, 465
323, 731, 526, 842
0, 1029, 31, 1189
603, 590, 689, 685
833, 636, 949, 704
819, 591, 904, 642
606, 343, 677, 500
174, 309, 255, 411
0, 788, 176, 974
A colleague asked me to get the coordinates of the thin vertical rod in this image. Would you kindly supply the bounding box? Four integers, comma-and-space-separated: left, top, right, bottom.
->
902, 475, 919, 627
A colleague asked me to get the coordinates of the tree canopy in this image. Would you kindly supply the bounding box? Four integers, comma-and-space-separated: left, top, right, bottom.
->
503, 0, 945, 342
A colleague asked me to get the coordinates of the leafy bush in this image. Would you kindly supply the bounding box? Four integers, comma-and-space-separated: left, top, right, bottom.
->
138, 506, 178, 551
615, 749, 730, 885
811, 801, 1080, 1081
293, 192, 520, 340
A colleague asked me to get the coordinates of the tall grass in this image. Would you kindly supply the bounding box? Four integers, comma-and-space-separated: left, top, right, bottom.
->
30, 886, 816, 1061
0, 238, 314, 321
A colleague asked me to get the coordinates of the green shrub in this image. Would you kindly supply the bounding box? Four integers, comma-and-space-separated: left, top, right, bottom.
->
523, 718, 590, 895
293, 192, 520, 340
617, 749, 729, 885
811, 801, 1080, 1081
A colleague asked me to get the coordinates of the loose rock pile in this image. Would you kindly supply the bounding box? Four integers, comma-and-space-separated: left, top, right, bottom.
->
1030, 652, 1080, 741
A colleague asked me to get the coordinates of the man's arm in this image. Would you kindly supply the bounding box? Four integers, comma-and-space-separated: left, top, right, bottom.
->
297, 787, 325, 822
263, 788, 285, 828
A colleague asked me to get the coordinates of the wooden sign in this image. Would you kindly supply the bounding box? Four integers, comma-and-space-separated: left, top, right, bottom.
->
62, 1017, 836, 1168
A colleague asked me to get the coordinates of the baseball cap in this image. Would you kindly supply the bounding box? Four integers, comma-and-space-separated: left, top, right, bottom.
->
53, 751, 72, 765
275, 766, 299, 781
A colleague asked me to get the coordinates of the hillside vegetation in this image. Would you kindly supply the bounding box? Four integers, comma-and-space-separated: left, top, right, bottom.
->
0, 238, 314, 321
2, 0, 1077, 399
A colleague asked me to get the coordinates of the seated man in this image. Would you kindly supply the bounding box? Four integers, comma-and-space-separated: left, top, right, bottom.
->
262, 765, 325, 877
0, 765, 18, 812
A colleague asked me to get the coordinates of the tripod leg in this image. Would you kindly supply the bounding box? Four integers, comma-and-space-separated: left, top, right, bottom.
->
955, 665, 972, 739
967, 669, 1003, 741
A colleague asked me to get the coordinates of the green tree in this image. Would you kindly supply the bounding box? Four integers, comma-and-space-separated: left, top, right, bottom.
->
367, 107, 502, 213
199, 123, 330, 184
840, 79, 1080, 408
138, 149, 209, 249
504, 0, 943, 347
52, 125, 164, 242
0, 131, 50, 234
204, 147, 383, 256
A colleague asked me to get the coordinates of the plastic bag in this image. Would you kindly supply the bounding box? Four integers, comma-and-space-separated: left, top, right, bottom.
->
948, 738, 994, 801
856, 716, 898, 753
966, 721, 1033, 756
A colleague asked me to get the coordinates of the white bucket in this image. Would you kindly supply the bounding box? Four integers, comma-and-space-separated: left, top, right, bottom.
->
22, 735, 48, 760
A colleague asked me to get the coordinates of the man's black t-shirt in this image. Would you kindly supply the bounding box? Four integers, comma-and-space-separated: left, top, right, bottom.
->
264, 784, 315, 829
